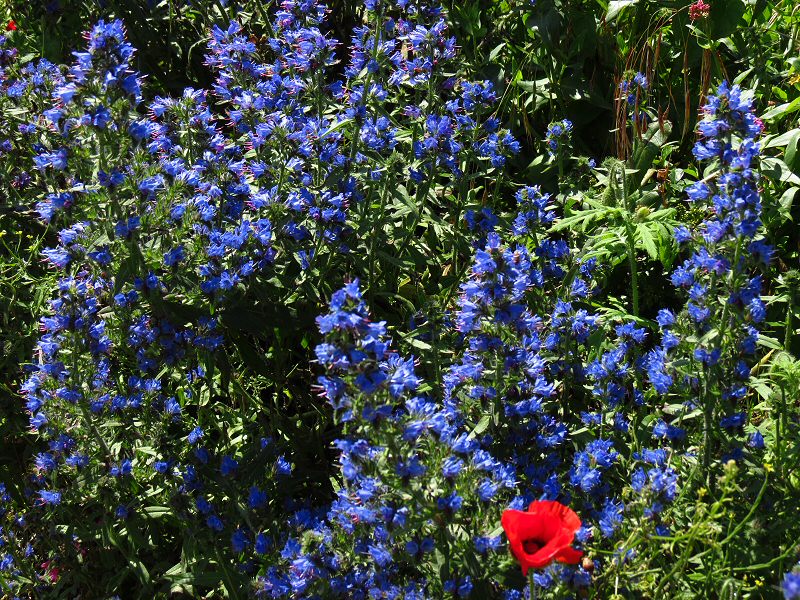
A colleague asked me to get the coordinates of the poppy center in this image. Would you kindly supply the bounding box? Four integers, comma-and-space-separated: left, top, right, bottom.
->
522, 538, 546, 554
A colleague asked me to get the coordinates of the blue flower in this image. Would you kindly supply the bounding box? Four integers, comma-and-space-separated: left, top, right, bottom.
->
188, 427, 203, 445
783, 568, 800, 599
221, 455, 239, 476
38, 490, 62, 505
207, 515, 224, 532
276, 456, 293, 476
231, 529, 250, 553
597, 498, 624, 538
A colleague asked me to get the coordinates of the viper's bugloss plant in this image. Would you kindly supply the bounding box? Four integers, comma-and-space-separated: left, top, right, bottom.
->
258, 279, 517, 597
644, 82, 769, 479
0, 1, 521, 595
0, 0, 798, 598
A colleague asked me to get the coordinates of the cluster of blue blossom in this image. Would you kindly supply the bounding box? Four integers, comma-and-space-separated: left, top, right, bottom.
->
619, 72, 648, 106
0, 19, 260, 589
544, 119, 572, 158
0, 34, 66, 199
644, 82, 769, 466
439, 177, 682, 589
0, 0, 524, 595
254, 279, 514, 597
618, 71, 649, 131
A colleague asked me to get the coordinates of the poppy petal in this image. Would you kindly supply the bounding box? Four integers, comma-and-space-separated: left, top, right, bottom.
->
503, 501, 583, 575
554, 545, 584, 565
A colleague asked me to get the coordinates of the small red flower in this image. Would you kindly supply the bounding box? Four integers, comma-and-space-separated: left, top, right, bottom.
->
41, 559, 60, 583
689, 0, 710, 21
6, 20, 17, 31
501, 500, 583, 575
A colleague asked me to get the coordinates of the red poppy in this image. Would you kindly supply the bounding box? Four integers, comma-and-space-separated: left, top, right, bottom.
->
6, 20, 16, 31
501, 500, 583, 575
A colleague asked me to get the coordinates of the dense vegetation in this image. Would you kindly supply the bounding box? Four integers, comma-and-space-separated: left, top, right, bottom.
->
0, 0, 799, 597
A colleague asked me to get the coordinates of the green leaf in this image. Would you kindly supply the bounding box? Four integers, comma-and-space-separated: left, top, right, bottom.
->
407, 337, 432, 351
785, 131, 800, 172
516, 80, 536, 92
778, 187, 798, 220
606, 0, 638, 21
733, 67, 754, 85
143, 506, 171, 519
632, 120, 673, 174
756, 335, 783, 350
763, 128, 800, 149
637, 224, 658, 260
761, 97, 800, 123
761, 157, 800, 185
488, 43, 505, 62
468, 414, 492, 440
390, 184, 418, 217
710, 0, 746, 40
551, 207, 609, 231
319, 117, 352, 139
751, 380, 773, 401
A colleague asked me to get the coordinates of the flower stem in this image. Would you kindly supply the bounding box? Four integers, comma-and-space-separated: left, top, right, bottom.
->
618, 161, 639, 317
785, 286, 795, 351
624, 219, 640, 317
528, 571, 537, 600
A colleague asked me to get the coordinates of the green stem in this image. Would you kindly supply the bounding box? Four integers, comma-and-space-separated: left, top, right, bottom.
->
624, 219, 640, 317
778, 383, 786, 474
529, 570, 536, 600
392, 164, 435, 269
785, 289, 795, 351
702, 375, 714, 486
368, 174, 392, 309
79, 402, 112, 460
610, 160, 639, 316
619, 162, 639, 317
